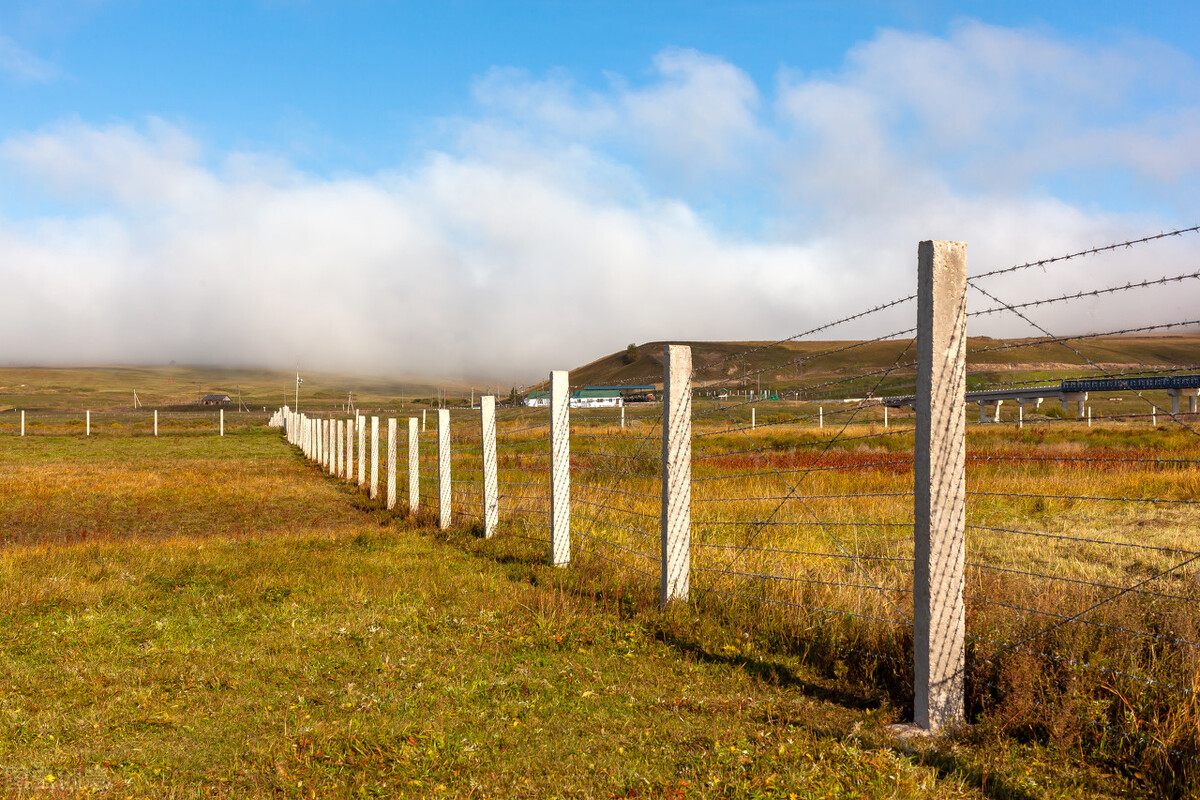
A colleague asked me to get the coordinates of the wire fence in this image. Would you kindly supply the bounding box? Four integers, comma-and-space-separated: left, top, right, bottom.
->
278, 225, 1200, 792
0, 408, 272, 436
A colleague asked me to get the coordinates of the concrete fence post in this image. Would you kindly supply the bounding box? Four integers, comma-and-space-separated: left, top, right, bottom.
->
751, 407, 756, 430
370, 416, 380, 500
913, 239, 968, 734
21, 410, 25, 437
550, 370, 571, 566
86, 410, 91, 437
386, 418, 398, 510
661, 345, 692, 605
819, 407, 823, 429
408, 417, 420, 512
437, 409, 451, 529
620, 404, 625, 429
337, 420, 344, 477
323, 419, 330, 471
331, 420, 340, 476
358, 415, 366, 487
481, 396, 499, 538
220, 409, 225, 437
422, 409, 427, 432
345, 418, 354, 481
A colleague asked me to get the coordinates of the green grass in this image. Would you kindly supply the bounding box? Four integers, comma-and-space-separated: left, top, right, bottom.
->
0, 431, 1140, 798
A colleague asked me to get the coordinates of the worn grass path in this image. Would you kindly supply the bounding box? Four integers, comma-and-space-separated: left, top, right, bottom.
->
0, 432, 1130, 798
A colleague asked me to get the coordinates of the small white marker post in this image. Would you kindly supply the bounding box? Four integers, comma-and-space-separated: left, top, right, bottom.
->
220, 409, 225, 437
370, 416, 380, 500
1153, 408, 1157, 427
819, 407, 823, 429
386, 418, 398, 510
884, 406, 889, 428
1088, 407, 1092, 428
1018, 404, 1023, 430
422, 409, 427, 433
86, 410, 91, 437
751, 407, 756, 430
620, 405, 625, 429
20, 410, 25, 437
408, 417, 420, 512
154, 409, 158, 437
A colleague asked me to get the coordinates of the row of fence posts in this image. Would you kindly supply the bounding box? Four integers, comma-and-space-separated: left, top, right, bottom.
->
11, 408, 225, 437
278, 240, 967, 735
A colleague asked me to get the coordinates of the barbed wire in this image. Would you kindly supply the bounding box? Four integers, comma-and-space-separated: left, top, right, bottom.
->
968, 267, 1200, 318
970, 224, 1200, 282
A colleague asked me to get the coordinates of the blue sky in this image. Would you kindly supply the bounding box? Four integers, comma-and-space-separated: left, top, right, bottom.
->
1, 1, 1199, 378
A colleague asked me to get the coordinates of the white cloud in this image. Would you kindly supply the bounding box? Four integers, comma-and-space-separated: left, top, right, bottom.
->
1, 25, 1199, 380
0, 33, 58, 82
470, 48, 763, 179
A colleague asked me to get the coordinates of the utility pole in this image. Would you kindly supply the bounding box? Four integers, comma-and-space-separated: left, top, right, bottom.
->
295, 372, 303, 413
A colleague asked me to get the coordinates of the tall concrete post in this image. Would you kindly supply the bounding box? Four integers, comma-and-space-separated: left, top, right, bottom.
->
345, 418, 354, 481
370, 416, 380, 500
549, 370, 571, 566
408, 417, 420, 512
358, 415, 366, 487
387, 418, 398, 510
336, 420, 344, 477
437, 409, 451, 529
481, 396, 499, 538
913, 240, 967, 734
661, 345, 692, 605
331, 420, 340, 475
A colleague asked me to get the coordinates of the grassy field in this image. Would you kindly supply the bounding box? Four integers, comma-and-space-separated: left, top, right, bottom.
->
422, 401, 1200, 796
0, 421, 1157, 798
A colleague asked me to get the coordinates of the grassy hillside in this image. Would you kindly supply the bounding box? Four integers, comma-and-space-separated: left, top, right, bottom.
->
568, 334, 1200, 398
0, 365, 486, 416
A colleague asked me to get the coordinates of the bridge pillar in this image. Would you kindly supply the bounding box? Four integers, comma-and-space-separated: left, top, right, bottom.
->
1168, 388, 1199, 415
992, 399, 1003, 423
1062, 391, 1087, 418
978, 401, 986, 423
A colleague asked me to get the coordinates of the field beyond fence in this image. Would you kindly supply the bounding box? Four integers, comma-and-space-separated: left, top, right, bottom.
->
281, 229, 1200, 795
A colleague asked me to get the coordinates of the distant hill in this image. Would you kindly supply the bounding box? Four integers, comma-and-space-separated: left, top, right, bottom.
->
566, 334, 1200, 399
